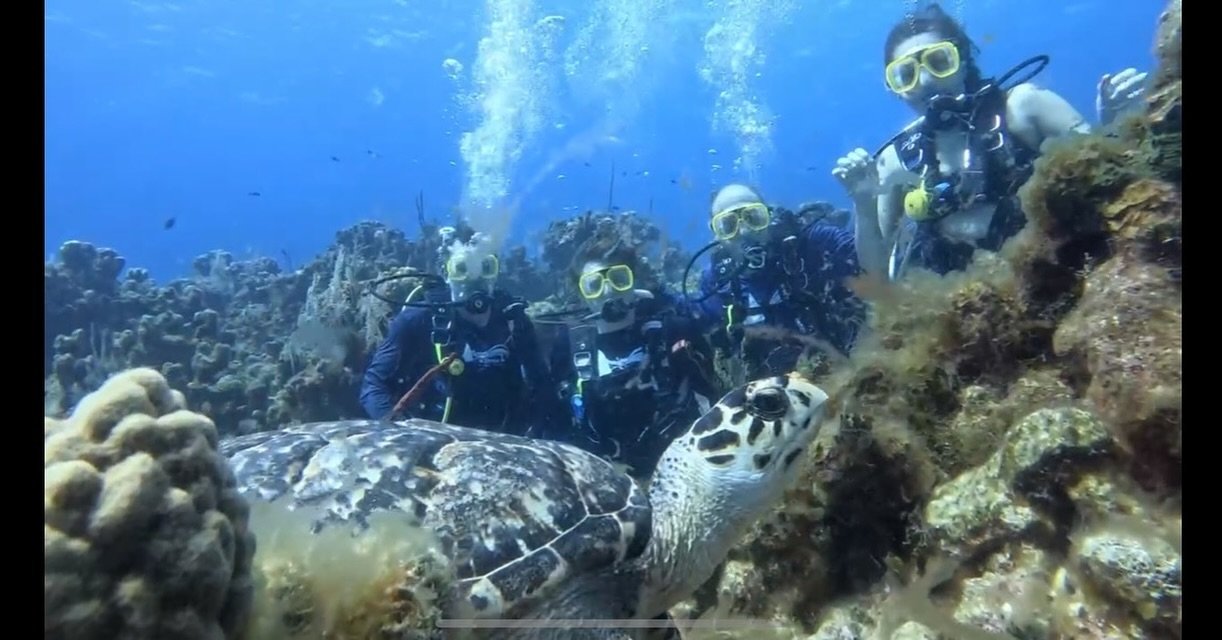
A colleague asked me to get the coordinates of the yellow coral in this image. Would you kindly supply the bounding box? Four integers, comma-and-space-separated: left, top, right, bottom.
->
45, 367, 255, 640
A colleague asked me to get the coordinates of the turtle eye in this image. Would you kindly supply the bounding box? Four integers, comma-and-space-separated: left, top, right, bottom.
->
748, 387, 789, 420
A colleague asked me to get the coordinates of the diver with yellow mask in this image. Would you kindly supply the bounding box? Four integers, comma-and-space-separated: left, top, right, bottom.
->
683, 183, 865, 378
359, 229, 553, 436
833, 2, 1148, 280
539, 243, 719, 480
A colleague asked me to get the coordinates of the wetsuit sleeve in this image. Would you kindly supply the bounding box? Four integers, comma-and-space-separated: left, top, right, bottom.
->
802, 223, 867, 354
661, 313, 722, 399
508, 310, 552, 395
692, 267, 727, 333
359, 307, 426, 419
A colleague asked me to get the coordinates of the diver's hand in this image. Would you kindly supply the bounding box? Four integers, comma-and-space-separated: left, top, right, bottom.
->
1096, 67, 1148, 125
832, 148, 878, 202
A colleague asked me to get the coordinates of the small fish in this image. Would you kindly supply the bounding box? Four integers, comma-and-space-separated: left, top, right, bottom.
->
583, 161, 591, 167
805, 166, 817, 172
331, 156, 340, 162
248, 191, 262, 197
163, 217, 176, 229
367, 149, 380, 158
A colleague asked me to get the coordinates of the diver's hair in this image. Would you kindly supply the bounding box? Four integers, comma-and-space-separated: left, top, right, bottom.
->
885, 3, 983, 90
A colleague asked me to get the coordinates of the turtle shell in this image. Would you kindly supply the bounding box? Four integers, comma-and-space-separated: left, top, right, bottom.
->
222, 419, 652, 618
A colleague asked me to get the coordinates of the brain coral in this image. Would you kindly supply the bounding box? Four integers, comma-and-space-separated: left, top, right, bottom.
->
45, 367, 256, 640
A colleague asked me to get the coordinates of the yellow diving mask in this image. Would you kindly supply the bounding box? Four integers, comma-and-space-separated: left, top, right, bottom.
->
578, 264, 634, 300
709, 202, 770, 241
445, 253, 499, 282
885, 40, 961, 94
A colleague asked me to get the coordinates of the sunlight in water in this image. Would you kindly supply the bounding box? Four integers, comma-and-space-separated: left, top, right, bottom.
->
699, 0, 796, 183
458, 0, 555, 233
564, 0, 677, 132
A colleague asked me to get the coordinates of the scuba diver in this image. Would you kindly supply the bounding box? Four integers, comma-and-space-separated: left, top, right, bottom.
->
539, 243, 721, 480
359, 228, 553, 436
833, 2, 1149, 280
684, 183, 866, 379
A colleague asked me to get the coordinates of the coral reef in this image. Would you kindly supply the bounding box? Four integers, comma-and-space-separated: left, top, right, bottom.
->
45, 367, 256, 640
676, 3, 1181, 638
45, 223, 440, 436
45, 207, 691, 437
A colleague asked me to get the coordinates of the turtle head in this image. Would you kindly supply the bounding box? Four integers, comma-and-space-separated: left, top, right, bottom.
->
680, 373, 828, 489
640, 373, 830, 614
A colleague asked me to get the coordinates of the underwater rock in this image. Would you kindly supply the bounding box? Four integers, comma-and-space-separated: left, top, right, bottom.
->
806, 604, 873, 640
1053, 252, 1181, 491
924, 407, 1113, 558
950, 542, 1054, 638
539, 209, 685, 289
1072, 528, 1181, 633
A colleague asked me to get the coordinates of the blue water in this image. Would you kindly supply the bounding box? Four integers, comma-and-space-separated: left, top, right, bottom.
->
44, 0, 1164, 280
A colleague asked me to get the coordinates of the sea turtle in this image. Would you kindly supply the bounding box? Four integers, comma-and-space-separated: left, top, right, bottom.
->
221, 373, 831, 639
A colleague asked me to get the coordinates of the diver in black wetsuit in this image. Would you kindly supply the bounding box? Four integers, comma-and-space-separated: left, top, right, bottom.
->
542, 245, 720, 479
359, 229, 552, 436
684, 183, 866, 379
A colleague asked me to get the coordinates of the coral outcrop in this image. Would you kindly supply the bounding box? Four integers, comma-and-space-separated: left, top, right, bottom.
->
45, 367, 256, 640
44, 223, 437, 436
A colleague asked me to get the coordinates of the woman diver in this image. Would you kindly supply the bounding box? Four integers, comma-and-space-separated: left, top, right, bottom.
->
833, 2, 1149, 280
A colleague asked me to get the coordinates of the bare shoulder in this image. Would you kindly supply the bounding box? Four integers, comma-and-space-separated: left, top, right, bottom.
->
1005, 81, 1089, 142
1005, 82, 1048, 119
